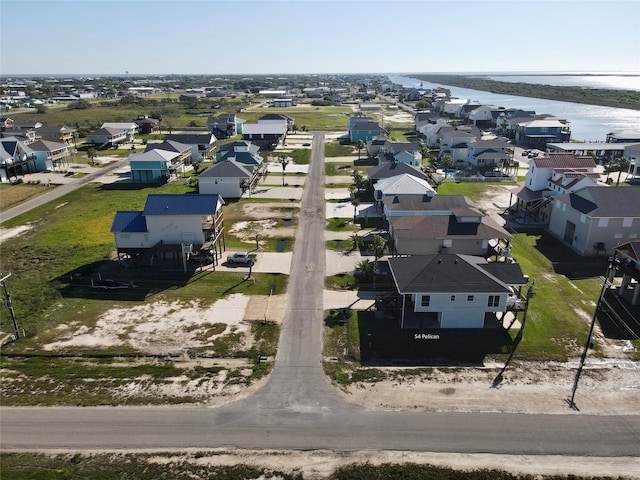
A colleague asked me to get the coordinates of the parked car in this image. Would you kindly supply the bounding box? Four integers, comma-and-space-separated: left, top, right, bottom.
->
522, 149, 531, 156
302, 143, 311, 147
227, 252, 253, 265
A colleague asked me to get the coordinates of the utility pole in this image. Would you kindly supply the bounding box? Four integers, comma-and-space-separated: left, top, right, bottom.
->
568, 261, 615, 409
0, 272, 20, 340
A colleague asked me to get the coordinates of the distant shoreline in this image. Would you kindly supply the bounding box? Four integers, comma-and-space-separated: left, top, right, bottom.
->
410, 74, 640, 110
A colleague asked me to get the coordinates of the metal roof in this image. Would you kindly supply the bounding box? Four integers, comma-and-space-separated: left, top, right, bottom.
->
143, 194, 221, 216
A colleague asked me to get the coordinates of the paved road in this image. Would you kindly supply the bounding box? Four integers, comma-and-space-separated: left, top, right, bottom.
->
2, 133, 640, 460
1, 160, 126, 223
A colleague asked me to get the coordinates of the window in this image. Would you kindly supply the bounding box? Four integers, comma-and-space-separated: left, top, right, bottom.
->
450, 295, 456, 302
598, 218, 609, 228
421, 295, 430, 307
487, 295, 500, 307
623, 218, 633, 228
467, 295, 474, 302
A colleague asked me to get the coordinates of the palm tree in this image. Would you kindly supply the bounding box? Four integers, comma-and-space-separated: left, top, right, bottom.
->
356, 259, 373, 279
368, 234, 387, 287
291, 124, 298, 134
351, 199, 360, 223
355, 140, 365, 160
352, 169, 364, 190
350, 233, 363, 252
279, 154, 289, 186
615, 157, 630, 186
348, 184, 357, 199
439, 155, 453, 178
87, 147, 97, 166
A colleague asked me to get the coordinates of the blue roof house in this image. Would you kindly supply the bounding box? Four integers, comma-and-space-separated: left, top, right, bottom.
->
111, 194, 225, 268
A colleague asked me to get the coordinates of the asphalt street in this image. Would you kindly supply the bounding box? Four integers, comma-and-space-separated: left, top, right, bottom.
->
1, 134, 639, 461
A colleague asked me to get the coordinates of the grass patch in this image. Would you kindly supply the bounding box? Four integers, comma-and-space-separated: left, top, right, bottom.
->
437, 180, 517, 203
325, 141, 355, 157
238, 105, 352, 130
325, 162, 354, 176
0, 452, 304, 479
0, 182, 51, 211
326, 217, 358, 232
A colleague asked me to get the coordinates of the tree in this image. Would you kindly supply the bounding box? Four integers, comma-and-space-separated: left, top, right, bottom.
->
350, 233, 363, 252
87, 147, 97, 166
348, 184, 357, 199
368, 234, 387, 286
355, 140, 365, 160
439, 155, 453, 178
614, 157, 630, 186
35, 104, 47, 114
291, 124, 298, 134
352, 169, 364, 190
279, 154, 289, 186
355, 259, 373, 279
351, 199, 360, 223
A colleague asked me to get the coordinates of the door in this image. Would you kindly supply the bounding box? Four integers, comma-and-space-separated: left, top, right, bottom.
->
563, 220, 576, 244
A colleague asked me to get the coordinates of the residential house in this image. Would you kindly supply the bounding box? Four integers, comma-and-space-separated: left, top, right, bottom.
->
129, 149, 183, 183
199, 159, 259, 198
165, 133, 217, 161
242, 122, 287, 150
0, 136, 34, 182
27, 139, 71, 171
206, 113, 244, 138
612, 240, 640, 306
419, 121, 454, 148
348, 114, 374, 130
514, 117, 571, 147
258, 113, 294, 129
465, 139, 512, 172
606, 129, 640, 144
215, 140, 263, 167
624, 143, 640, 180
110, 193, 225, 269
467, 105, 504, 128
366, 161, 429, 191
376, 140, 422, 167
414, 111, 432, 132
382, 194, 511, 257
439, 130, 478, 165
387, 254, 528, 328
366, 136, 389, 158
133, 115, 161, 134
510, 153, 599, 223
86, 126, 127, 149
34, 125, 76, 144
145, 139, 191, 165
101, 122, 138, 142
349, 121, 387, 143
373, 173, 436, 203
547, 186, 640, 256
0, 117, 15, 131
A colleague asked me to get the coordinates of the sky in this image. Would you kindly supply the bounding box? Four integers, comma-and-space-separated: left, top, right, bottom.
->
1, 0, 639, 76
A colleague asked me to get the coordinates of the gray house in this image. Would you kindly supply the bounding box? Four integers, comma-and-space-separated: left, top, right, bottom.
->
388, 254, 528, 328
547, 186, 640, 256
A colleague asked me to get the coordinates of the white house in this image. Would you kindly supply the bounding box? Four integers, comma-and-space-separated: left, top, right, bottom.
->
101, 122, 138, 142
111, 193, 225, 269
198, 160, 259, 198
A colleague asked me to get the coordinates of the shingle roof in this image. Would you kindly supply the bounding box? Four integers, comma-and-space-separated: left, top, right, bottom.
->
532, 153, 596, 169
388, 254, 524, 294
110, 211, 147, 233
555, 186, 640, 217
144, 140, 190, 154
615, 240, 640, 261
350, 121, 383, 131
383, 194, 477, 213
27, 139, 68, 152
165, 133, 216, 145
367, 162, 428, 181
390, 214, 511, 240
199, 160, 253, 178
129, 149, 179, 162
90, 127, 125, 136
143, 194, 221, 216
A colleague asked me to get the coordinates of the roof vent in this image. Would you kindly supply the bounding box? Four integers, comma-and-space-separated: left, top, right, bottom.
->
454, 258, 458, 264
